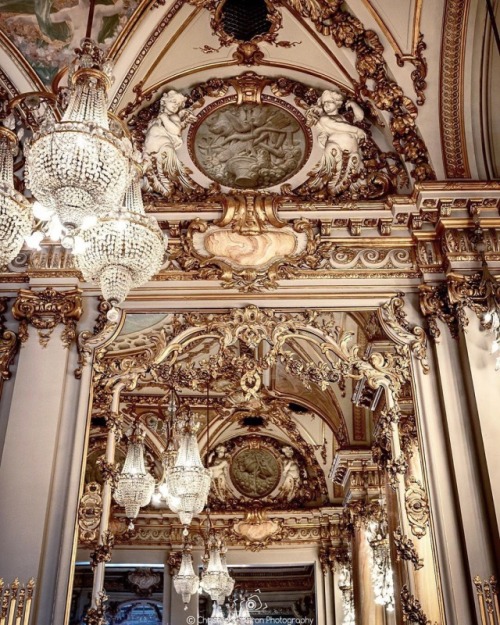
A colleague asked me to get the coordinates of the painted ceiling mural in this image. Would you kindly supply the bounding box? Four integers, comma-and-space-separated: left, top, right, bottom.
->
0, 0, 139, 83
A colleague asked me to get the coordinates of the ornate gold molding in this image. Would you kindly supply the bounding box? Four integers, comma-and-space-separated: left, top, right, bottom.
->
0, 578, 35, 625
440, 0, 470, 178
378, 294, 429, 374
474, 575, 499, 625
405, 476, 429, 539
78, 483, 103, 544
12, 287, 82, 348
0, 298, 18, 382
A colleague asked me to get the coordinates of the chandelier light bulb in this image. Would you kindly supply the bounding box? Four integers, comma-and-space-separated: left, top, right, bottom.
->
32, 200, 54, 221
0, 127, 33, 267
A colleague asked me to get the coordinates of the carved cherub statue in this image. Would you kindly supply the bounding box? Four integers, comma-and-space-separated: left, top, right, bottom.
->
208, 444, 231, 499
281, 445, 301, 502
143, 90, 200, 198
304, 87, 367, 197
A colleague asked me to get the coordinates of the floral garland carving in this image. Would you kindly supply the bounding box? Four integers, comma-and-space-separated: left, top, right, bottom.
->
282, 0, 434, 181
396, 33, 428, 106
394, 526, 423, 569
84, 592, 107, 625
400, 585, 431, 624
89, 531, 115, 570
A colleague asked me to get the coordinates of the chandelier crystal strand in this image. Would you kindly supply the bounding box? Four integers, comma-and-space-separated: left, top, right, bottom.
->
74, 166, 165, 309
25, 39, 134, 230
0, 127, 33, 266
114, 430, 155, 529
200, 535, 234, 605
236, 599, 253, 625
366, 518, 395, 611
208, 603, 226, 625
173, 546, 200, 610
165, 418, 211, 530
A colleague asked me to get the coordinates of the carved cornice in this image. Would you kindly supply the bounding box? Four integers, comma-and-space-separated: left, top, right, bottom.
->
12, 288, 82, 348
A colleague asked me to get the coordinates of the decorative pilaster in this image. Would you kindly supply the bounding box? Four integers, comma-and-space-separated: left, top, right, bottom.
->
0, 297, 18, 384
12, 287, 82, 347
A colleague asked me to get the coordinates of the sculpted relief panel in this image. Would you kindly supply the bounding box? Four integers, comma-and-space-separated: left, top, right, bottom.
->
189, 99, 310, 189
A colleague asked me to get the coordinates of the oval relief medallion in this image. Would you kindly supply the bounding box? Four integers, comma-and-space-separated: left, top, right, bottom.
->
190, 97, 310, 190
230, 447, 281, 498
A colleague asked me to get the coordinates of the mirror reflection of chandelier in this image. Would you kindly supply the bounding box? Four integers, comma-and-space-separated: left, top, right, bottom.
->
200, 534, 235, 605
113, 429, 155, 529
173, 547, 200, 610
366, 517, 395, 612
166, 419, 211, 529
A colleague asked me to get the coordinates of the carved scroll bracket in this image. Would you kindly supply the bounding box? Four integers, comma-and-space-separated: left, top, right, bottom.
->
76, 298, 124, 379
12, 287, 82, 348
378, 293, 430, 374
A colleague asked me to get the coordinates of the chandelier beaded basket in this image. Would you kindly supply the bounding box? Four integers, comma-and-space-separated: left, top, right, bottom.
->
165, 424, 211, 528
200, 538, 234, 605
74, 173, 165, 306
173, 549, 200, 609
0, 127, 33, 267
114, 433, 155, 527
25, 39, 135, 231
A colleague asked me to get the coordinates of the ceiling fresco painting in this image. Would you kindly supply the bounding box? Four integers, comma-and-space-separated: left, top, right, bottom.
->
0, 0, 139, 83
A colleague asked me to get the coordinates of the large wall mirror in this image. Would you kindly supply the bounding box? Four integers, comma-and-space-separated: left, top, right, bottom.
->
68, 306, 444, 625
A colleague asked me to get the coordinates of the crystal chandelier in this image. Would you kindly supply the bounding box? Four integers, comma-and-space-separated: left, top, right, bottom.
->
165, 418, 211, 528
173, 546, 200, 609
25, 39, 134, 231
236, 599, 253, 625
208, 603, 226, 625
114, 430, 155, 529
73, 164, 165, 308
338, 563, 355, 625
366, 518, 395, 611
0, 126, 33, 267
200, 534, 234, 605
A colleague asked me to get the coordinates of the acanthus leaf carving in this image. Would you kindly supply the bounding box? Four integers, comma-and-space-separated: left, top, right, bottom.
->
400, 585, 432, 624
378, 293, 430, 374
11, 287, 82, 348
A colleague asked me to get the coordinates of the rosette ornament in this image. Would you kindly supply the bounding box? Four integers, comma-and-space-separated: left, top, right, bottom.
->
173, 548, 200, 609
25, 39, 134, 230
165, 420, 211, 528
114, 432, 155, 528
0, 127, 33, 267
74, 170, 165, 307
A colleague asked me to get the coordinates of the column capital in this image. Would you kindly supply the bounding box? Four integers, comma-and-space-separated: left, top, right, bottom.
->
329, 450, 382, 504
12, 287, 83, 348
